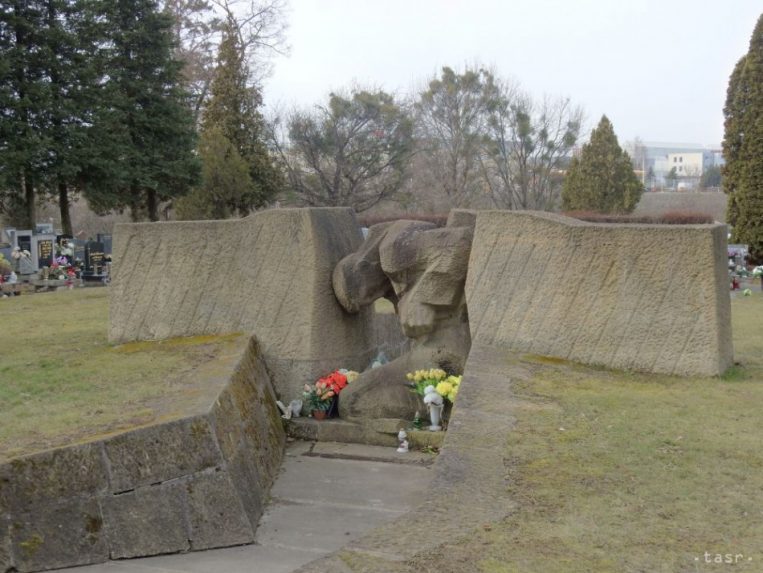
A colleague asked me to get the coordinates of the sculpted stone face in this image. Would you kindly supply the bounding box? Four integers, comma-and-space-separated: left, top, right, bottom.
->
332, 218, 474, 420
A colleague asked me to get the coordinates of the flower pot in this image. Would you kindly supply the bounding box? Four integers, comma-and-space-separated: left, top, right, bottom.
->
312, 409, 328, 420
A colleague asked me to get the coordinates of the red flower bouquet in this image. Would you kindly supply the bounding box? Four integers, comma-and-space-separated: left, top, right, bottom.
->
303, 369, 355, 419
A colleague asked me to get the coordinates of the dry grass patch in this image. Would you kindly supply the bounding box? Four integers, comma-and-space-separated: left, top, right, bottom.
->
412, 296, 763, 573
0, 288, 244, 461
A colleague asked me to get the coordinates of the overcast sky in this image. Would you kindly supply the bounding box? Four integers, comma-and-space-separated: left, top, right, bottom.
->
261, 0, 761, 147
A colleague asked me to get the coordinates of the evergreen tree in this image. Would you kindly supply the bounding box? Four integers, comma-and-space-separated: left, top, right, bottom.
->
561, 115, 643, 214
0, 0, 48, 228
196, 19, 282, 217
723, 14, 763, 263
175, 127, 253, 219
699, 165, 722, 189
1, 0, 106, 232
40, 0, 103, 235
87, 0, 199, 221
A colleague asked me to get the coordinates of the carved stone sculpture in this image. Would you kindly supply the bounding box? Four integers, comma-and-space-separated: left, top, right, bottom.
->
332, 218, 474, 420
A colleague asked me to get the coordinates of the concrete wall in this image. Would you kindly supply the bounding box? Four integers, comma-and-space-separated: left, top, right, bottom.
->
465, 211, 733, 377
0, 337, 284, 573
634, 191, 728, 222
109, 208, 380, 401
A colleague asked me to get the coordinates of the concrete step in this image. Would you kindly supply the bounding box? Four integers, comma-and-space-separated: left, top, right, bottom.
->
59, 441, 432, 573
285, 418, 445, 450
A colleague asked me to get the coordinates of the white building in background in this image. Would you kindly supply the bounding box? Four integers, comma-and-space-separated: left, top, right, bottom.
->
666, 151, 713, 189
638, 143, 724, 191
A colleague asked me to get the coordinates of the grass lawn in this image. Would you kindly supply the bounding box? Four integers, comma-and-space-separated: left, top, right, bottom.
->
0, 288, 244, 462
2, 284, 762, 572
414, 295, 763, 573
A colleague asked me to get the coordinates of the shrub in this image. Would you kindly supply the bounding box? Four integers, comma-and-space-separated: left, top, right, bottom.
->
563, 210, 714, 225
0, 254, 12, 275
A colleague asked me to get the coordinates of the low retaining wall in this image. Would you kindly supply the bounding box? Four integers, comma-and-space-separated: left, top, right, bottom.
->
0, 337, 284, 573
465, 211, 733, 376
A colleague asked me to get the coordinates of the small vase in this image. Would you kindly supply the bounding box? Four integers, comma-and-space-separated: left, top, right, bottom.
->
428, 403, 444, 431
312, 409, 328, 420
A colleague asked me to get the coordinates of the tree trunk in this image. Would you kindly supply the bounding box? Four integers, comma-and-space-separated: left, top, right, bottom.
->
129, 189, 141, 222
58, 182, 73, 235
146, 189, 159, 221
23, 172, 35, 230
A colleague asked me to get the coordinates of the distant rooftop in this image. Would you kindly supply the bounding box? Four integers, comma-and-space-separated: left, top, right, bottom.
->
642, 142, 721, 150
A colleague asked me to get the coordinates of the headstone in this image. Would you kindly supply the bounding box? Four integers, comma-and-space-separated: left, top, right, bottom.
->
28, 234, 57, 273
97, 233, 113, 255
73, 239, 86, 263
84, 241, 105, 277
37, 238, 54, 268
14, 232, 36, 274
16, 232, 32, 254
56, 235, 75, 265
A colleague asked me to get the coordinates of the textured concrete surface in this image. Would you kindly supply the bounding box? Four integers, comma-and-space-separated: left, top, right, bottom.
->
634, 191, 728, 222
1, 337, 284, 572
465, 211, 733, 376
55, 442, 432, 573
109, 208, 382, 401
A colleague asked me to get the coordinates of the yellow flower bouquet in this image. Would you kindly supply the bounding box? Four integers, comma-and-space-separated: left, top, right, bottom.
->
405, 368, 462, 403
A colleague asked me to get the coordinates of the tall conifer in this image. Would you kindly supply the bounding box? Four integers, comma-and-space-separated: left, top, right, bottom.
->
88, 0, 199, 221
196, 20, 282, 216
723, 14, 763, 262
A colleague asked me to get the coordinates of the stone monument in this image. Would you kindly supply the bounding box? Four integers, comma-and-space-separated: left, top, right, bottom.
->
332, 216, 475, 420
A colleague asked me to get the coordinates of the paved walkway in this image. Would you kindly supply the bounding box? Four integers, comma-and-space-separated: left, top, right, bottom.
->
62, 441, 433, 573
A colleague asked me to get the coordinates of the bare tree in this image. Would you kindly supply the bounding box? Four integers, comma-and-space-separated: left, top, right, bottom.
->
481, 81, 583, 211
161, 0, 289, 121
210, 0, 289, 79
162, 0, 221, 119
270, 89, 415, 212
624, 136, 647, 186
414, 66, 497, 207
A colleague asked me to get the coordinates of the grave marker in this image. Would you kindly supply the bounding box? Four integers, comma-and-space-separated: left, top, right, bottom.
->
84, 241, 106, 279
38, 239, 54, 268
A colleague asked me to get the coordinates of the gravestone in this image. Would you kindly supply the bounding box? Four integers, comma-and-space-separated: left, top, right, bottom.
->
37, 238, 54, 268
12, 232, 58, 275
16, 232, 32, 255
97, 233, 113, 255
83, 241, 105, 279
8, 231, 57, 274
73, 239, 86, 263
32, 234, 57, 271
